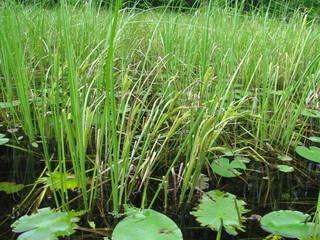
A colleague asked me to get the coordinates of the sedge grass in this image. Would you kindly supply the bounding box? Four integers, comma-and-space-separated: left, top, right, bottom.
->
0, 1, 319, 214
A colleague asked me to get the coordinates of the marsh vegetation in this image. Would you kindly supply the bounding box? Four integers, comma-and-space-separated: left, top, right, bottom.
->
0, 0, 319, 239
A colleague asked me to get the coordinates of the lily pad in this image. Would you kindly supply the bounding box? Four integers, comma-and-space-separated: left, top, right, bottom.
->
0, 182, 24, 194
260, 210, 320, 239
211, 158, 247, 178
308, 136, 320, 143
11, 208, 81, 240
191, 190, 248, 235
0, 133, 9, 145
112, 208, 182, 240
295, 146, 320, 163
277, 155, 292, 162
277, 165, 294, 173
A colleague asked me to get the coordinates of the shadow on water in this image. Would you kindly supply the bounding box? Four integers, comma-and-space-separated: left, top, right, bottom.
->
0, 145, 42, 239
0, 145, 319, 239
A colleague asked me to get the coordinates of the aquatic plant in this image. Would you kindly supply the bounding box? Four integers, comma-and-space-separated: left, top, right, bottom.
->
11, 208, 82, 240
295, 146, 320, 163
38, 171, 80, 192
0, 182, 24, 194
276, 164, 294, 173
112, 208, 182, 240
210, 157, 248, 177
0, 0, 320, 238
0, 133, 9, 145
260, 210, 320, 239
191, 190, 249, 238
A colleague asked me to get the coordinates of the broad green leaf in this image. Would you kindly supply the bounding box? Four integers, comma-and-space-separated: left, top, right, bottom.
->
0, 182, 24, 193
260, 210, 320, 239
39, 171, 80, 191
11, 208, 81, 240
277, 165, 294, 173
0, 137, 9, 145
191, 190, 248, 235
211, 158, 247, 178
295, 146, 320, 163
112, 208, 182, 240
308, 136, 320, 143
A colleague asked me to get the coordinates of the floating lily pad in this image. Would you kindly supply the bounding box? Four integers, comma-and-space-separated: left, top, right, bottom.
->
277, 165, 294, 173
295, 146, 320, 163
11, 208, 81, 240
0, 133, 9, 145
112, 208, 182, 240
0, 182, 24, 194
191, 190, 248, 235
211, 158, 247, 178
277, 155, 292, 162
260, 210, 320, 239
308, 136, 320, 143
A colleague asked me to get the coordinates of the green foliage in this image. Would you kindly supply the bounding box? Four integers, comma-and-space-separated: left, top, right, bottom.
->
1, 0, 320, 219
191, 190, 249, 235
0, 100, 20, 109
276, 164, 294, 173
11, 208, 81, 240
308, 136, 320, 143
210, 157, 247, 178
112, 208, 183, 240
0, 133, 10, 145
277, 155, 293, 162
301, 109, 320, 118
39, 171, 80, 191
295, 146, 320, 163
0, 182, 24, 193
260, 210, 320, 239
11, 0, 320, 15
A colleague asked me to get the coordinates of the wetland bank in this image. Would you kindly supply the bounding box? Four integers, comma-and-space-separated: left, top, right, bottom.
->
0, 0, 320, 239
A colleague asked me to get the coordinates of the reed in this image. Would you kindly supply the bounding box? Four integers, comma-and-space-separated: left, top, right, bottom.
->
0, 1, 319, 213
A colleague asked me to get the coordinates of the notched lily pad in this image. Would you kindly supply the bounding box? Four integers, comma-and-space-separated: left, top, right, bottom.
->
11, 207, 81, 240
191, 190, 248, 236
112, 208, 182, 240
295, 146, 320, 163
260, 210, 320, 239
211, 158, 247, 178
277, 165, 294, 173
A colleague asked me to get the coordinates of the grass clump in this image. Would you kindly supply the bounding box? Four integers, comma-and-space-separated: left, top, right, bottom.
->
0, 1, 319, 233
